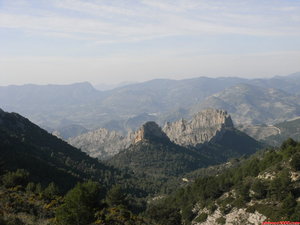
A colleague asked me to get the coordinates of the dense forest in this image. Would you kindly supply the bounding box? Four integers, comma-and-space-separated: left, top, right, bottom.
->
147, 138, 300, 224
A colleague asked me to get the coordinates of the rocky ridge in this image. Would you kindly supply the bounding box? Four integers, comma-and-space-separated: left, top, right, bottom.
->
163, 109, 233, 147
69, 109, 237, 159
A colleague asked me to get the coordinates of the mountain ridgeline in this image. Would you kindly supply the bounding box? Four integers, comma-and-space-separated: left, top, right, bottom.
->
107, 109, 263, 178
69, 109, 263, 163
2, 72, 300, 133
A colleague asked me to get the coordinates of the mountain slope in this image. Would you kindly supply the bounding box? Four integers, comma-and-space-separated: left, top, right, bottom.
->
0, 108, 118, 190
149, 138, 300, 224
108, 122, 209, 177
108, 118, 263, 179
192, 83, 300, 125
263, 117, 300, 146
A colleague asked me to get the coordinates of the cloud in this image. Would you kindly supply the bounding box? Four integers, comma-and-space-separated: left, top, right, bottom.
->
0, 0, 299, 45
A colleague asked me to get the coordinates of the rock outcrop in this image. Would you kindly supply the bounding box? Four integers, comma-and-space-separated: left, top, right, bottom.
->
68, 128, 133, 159
193, 207, 266, 225
69, 109, 249, 159
133, 121, 170, 144
163, 109, 233, 147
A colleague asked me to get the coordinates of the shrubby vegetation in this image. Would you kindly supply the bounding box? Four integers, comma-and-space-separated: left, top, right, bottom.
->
148, 138, 300, 224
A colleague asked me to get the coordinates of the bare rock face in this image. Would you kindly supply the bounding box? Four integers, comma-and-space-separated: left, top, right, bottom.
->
163, 109, 233, 147
69, 109, 235, 159
193, 207, 266, 225
68, 128, 133, 159
133, 121, 170, 144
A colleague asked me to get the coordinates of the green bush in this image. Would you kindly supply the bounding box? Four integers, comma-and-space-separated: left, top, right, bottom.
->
43, 182, 59, 199
56, 180, 103, 225
2, 169, 29, 188
194, 213, 208, 223
290, 153, 300, 171
25, 182, 35, 193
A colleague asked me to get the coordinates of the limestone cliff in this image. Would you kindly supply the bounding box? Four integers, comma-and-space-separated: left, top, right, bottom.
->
68, 128, 133, 159
163, 109, 234, 147
69, 109, 237, 159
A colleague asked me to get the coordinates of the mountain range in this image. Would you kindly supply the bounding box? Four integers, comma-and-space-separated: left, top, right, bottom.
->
1, 72, 300, 134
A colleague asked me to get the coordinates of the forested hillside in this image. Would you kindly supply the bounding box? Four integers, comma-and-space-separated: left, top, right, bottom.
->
148, 138, 300, 225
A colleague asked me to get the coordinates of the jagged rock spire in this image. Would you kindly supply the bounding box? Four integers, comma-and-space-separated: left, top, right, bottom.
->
163, 109, 233, 147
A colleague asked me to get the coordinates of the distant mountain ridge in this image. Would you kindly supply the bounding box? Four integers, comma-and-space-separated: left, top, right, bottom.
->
192, 83, 300, 125
1, 72, 300, 132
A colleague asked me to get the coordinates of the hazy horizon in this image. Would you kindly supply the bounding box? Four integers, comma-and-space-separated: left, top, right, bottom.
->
1, 0, 300, 86
1, 71, 300, 89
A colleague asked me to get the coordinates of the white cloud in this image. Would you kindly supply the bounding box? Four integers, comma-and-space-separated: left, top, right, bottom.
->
1, 0, 299, 85
0, 0, 299, 44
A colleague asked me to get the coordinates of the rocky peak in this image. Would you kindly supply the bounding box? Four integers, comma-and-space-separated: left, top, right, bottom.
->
163, 109, 233, 147
133, 121, 170, 144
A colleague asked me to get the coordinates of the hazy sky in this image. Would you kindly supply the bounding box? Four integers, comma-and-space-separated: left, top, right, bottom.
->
1, 0, 300, 85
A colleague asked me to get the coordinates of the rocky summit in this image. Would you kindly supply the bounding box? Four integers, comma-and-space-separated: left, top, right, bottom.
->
133, 121, 170, 144
163, 109, 233, 147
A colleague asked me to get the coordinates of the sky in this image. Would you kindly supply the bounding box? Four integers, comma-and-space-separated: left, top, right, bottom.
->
0, 0, 300, 86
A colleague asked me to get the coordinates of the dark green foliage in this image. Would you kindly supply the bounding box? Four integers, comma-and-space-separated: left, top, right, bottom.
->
281, 138, 298, 149
268, 170, 291, 201
25, 182, 35, 193
151, 138, 300, 223
108, 141, 209, 178
35, 183, 42, 194
146, 203, 181, 225
56, 181, 103, 225
290, 152, 300, 171
4, 216, 25, 225
181, 204, 196, 223
202, 129, 264, 162
0, 110, 120, 191
43, 182, 60, 199
106, 185, 127, 207
250, 179, 267, 199
281, 193, 297, 217
194, 213, 207, 223
290, 202, 300, 221
1, 169, 29, 188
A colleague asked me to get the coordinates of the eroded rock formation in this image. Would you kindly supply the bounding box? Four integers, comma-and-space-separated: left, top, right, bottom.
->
163, 109, 233, 147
